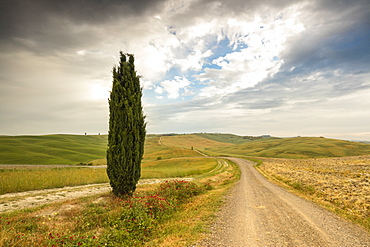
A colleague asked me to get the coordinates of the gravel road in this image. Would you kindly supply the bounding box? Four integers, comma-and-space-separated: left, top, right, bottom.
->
198, 158, 370, 247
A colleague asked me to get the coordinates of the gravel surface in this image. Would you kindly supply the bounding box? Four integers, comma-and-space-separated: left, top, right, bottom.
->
196, 158, 370, 247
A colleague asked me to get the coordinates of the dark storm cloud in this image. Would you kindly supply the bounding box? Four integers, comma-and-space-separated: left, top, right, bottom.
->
0, 0, 164, 53
190, 0, 294, 14
280, 0, 370, 73
1, 0, 369, 138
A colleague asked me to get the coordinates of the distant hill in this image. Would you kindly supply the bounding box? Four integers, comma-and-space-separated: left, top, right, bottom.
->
1, 134, 369, 164
195, 133, 278, 145
0, 135, 107, 165
205, 136, 370, 159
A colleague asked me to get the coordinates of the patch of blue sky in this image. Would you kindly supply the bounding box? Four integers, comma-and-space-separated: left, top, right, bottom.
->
203, 36, 249, 70
161, 66, 183, 81
328, 23, 370, 53
146, 35, 254, 102
144, 66, 198, 103
207, 37, 233, 60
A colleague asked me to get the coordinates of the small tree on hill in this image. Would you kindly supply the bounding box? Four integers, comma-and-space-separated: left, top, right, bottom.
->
107, 52, 146, 197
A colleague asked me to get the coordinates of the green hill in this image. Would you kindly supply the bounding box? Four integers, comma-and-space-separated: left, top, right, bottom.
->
207, 136, 370, 158
0, 134, 202, 165
195, 133, 278, 144
1, 134, 369, 164
0, 135, 108, 164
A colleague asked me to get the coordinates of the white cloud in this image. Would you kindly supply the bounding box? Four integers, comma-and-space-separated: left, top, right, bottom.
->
142, 80, 154, 90
1, 0, 369, 140
156, 76, 192, 99
154, 86, 164, 94
192, 6, 305, 98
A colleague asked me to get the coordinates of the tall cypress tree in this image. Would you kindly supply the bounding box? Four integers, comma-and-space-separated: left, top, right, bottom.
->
107, 52, 146, 197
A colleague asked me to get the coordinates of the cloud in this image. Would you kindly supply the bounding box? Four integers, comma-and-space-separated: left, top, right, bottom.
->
0, 0, 369, 140
155, 76, 192, 99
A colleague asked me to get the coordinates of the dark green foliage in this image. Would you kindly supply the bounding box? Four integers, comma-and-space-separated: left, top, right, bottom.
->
107, 52, 146, 197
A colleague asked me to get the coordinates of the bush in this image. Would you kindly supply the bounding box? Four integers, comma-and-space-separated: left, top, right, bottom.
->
45, 180, 206, 246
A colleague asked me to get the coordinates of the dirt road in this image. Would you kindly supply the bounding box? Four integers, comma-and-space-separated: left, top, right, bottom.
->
199, 158, 370, 246
0, 178, 193, 213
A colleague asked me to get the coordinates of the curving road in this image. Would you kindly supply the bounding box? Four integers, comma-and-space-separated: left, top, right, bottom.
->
199, 158, 370, 246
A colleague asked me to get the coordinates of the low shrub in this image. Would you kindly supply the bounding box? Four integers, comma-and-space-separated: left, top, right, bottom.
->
41, 180, 206, 246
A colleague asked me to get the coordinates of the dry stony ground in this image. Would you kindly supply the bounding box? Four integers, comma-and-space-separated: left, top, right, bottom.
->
256, 155, 370, 223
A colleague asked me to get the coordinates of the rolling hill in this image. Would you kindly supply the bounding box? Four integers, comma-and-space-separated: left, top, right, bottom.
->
0, 135, 108, 164
0, 133, 369, 164
204, 136, 370, 159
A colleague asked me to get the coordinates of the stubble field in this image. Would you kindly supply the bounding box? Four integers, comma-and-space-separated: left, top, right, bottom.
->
256, 155, 370, 229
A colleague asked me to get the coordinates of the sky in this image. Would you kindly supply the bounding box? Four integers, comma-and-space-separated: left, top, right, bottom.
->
0, 0, 369, 140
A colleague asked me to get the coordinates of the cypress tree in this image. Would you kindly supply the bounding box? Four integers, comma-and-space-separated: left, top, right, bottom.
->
107, 52, 146, 197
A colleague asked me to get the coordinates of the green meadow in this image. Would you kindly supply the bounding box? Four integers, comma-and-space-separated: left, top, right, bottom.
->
207, 136, 370, 158
0, 134, 217, 194
1, 133, 370, 245
0, 134, 107, 165
1, 133, 370, 194
159, 134, 370, 158
1, 133, 370, 165
0, 157, 219, 194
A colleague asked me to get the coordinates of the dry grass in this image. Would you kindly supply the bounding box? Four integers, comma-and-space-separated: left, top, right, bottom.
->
0, 168, 108, 194
160, 135, 232, 153
0, 159, 239, 246
256, 155, 370, 230
146, 159, 240, 246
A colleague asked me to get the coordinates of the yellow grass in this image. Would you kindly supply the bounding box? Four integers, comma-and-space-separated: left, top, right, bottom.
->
141, 158, 218, 178
160, 134, 232, 156
0, 168, 108, 194
256, 155, 370, 230
0, 158, 240, 246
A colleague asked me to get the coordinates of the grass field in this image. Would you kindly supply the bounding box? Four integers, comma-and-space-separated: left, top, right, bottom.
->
1, 134, 369, 165
0, 157, 219, 195
1, 133, 369, 245
1, 133, 369, 195
196, 133, 279, 144
207, 136, 370, 158
0, 135, 107, 165
0, 167, 108, 194
159, 134, 232, 156
0, 158, 239, 246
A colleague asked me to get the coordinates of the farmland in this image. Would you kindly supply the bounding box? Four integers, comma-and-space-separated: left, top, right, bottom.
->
206, 136, 370, 158
0, 135, 215, 194
0, 133, 370, 245
0, 135, 108, 165
256, 155, 370, 229
1, 133, 370, 165
0, 133, 239, 246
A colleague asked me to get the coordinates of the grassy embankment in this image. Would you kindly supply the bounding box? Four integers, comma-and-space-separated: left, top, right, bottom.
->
1, 162, 239, 246
0, 134, 240, 246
